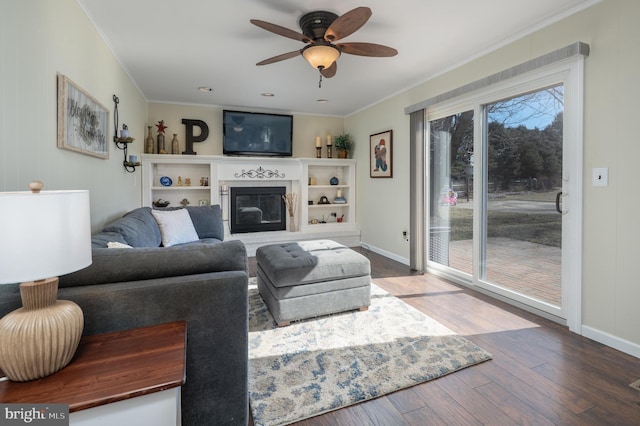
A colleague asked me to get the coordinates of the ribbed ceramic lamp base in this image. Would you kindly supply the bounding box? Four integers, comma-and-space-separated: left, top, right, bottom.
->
0, 277, 83, 382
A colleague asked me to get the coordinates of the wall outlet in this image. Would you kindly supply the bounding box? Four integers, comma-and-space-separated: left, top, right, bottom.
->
402, 230, 409, 241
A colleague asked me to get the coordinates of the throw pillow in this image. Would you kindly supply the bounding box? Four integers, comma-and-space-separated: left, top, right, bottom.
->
151, 208, 199, 247
186, 205, 224, 240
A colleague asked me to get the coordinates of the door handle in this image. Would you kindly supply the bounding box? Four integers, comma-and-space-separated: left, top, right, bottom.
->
555, 191, 563, 214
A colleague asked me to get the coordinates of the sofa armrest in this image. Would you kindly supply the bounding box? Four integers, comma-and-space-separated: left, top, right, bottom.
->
77, 271, 249, 425
59, 239, 248, 288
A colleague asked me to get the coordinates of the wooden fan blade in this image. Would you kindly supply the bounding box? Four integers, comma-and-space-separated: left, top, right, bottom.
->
324, 7, 372, 42
338, 42, 398, 57
320, 62, 337, 78
250, 19, 311, 43
256, 50, 301, 66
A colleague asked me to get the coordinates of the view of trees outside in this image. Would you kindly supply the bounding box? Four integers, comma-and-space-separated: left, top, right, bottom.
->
429, 85, 563, 305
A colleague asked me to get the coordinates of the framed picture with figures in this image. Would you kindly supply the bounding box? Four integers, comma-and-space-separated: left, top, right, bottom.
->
370, 130, 392, 178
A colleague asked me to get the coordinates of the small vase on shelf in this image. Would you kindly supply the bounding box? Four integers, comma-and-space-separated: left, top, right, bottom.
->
157, 133, 166, 154
171, 134, 179, 155
145, 126, 154, 153
289, 216, 296, 232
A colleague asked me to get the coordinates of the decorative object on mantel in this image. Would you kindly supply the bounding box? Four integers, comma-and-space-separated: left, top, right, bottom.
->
112, 95, 139, 173
171, 133, 180, 155
57, 74, 109, 159
145, 126, 154, 153
181, 118, 209, 155
282, 193, 298, 232
326, 134, 333, 158
234, 166, 285, 179
0, 181, 91, 381
156, 120, 168, 154
315, 136, 322, 158
334, 133, 353, 158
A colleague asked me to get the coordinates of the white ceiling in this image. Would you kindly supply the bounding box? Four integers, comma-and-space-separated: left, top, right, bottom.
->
77, 0, 598, 117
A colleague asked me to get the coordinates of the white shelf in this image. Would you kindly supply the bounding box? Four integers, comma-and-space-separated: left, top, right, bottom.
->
309, 204, 350, 208
308, 185, 349, 189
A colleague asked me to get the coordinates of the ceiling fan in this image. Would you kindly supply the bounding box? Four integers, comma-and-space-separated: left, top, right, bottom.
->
250, 6, 398, 86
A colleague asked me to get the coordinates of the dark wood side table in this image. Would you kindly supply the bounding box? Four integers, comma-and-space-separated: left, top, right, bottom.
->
0, 321, 186, 425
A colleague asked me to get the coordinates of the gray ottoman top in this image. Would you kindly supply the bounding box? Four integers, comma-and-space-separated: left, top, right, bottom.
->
256, 240, 371, 287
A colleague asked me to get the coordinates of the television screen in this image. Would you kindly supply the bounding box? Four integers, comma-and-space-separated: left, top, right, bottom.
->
223, 110, 293, 157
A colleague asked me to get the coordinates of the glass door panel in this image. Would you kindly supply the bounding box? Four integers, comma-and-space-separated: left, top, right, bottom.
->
428, 110, 474, 275
483, 85, 563, 308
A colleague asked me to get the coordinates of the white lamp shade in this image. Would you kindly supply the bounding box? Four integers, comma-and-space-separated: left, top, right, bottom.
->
0, 190, 92, 284
302, 45, 341, 69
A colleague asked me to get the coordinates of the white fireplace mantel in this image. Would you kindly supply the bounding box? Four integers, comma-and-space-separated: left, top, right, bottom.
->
141, 154, 360, 255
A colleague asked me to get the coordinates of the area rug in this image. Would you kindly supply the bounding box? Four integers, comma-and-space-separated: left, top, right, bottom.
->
248, 279, 492, 426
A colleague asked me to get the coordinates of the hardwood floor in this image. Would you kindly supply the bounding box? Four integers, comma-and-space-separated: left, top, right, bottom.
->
247, 248, 640, 425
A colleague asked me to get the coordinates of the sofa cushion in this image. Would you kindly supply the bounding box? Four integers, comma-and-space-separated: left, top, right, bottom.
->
102, 207, 162, 248
151, 208, 200, 247
186, 205, 224, 241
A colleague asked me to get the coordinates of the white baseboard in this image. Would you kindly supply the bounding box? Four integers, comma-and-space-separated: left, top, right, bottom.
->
359, 242, 410, 266
581, 325, 640, 359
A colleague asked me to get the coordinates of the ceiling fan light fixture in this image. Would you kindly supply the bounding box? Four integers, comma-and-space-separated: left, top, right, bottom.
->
302, 45, 340, 70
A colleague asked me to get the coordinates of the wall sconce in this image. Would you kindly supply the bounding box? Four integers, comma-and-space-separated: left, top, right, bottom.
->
113, 95, 140, 173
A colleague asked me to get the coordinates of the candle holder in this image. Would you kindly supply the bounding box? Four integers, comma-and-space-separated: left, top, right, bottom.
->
327, 144, 333, 158
316, 146, 322, 158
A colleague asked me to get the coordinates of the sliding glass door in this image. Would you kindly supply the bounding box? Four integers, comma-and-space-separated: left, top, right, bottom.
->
427, 74, 581, 324
481, 85, 563, 312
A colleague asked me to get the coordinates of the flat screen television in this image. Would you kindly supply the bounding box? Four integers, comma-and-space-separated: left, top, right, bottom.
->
223, 110, 293, 157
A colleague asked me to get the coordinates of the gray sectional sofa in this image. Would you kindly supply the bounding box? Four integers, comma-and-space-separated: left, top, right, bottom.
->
0, 206, 249, 426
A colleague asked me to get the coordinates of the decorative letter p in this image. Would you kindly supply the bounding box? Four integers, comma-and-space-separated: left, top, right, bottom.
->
181, 119, 209, 155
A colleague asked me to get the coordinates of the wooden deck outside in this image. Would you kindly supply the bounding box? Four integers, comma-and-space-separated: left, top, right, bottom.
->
446, 238, 561, 306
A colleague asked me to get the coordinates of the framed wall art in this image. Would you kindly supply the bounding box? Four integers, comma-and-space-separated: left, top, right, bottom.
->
369, 130, 392, 178
57, 74, 109, 159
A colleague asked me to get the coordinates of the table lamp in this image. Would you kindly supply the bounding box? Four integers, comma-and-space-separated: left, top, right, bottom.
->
0, 181, 92, 381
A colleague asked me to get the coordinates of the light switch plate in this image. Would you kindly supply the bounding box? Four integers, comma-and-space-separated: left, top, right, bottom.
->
592, 167, 608, 187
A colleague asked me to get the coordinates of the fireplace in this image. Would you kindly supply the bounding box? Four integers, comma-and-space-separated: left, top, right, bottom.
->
230, 186, 286, 233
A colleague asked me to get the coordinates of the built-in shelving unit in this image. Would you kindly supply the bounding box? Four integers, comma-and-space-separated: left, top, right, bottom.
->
141, 155, 359, 253
300, 158, 356, 232
141, 155, 217, 209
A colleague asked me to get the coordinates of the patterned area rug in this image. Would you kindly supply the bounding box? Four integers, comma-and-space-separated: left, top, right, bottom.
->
248, 280, 492, 426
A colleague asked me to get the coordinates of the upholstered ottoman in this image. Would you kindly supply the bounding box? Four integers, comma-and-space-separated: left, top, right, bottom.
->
256, 240, 371, 326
